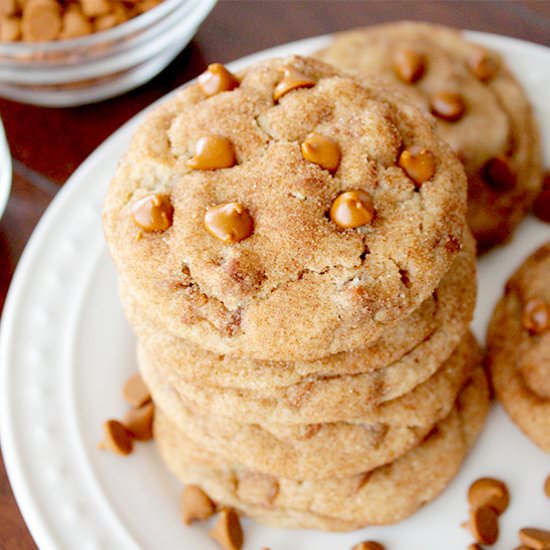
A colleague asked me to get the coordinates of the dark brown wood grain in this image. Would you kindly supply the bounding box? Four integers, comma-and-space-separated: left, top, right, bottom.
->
0, 1, 548, 547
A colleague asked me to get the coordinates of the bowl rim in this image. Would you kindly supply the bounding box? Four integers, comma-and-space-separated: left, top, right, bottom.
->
0, 0, 186, 55
0, 117, 12, 220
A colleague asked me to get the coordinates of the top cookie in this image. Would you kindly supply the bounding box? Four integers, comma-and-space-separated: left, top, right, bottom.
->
317, 22, 542, 253
103, 55, 467, 360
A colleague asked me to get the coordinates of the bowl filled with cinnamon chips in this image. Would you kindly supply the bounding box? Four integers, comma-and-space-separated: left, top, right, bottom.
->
0, 0, 217, 106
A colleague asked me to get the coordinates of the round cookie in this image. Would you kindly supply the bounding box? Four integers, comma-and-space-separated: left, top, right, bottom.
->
103, 54, 467, 361
154, 368, 489, 531
123, 227, 475, 391
139, 327, 478, 426
142, 332, 479, 479
486, 242, 550, 452
316, 22, 542, 253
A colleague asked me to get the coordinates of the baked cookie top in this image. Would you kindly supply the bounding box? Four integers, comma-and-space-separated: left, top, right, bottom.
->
317, 22, 542, 252
487, 242, 550, 452
103, 55, 467, 360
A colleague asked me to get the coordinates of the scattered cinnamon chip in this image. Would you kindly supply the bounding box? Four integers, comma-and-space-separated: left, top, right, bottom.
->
470, 505, 499, 545
544, 475, 550, 498
122, 373, 151, 408
468, 477, 510, 515
124, 401, 154, 441
209, 509, 244, 550
99, 419, 133, 455
468, 544, 483, 550
181, 485, 216, 525
352, 541, 385, 550
519, 527, 550, 550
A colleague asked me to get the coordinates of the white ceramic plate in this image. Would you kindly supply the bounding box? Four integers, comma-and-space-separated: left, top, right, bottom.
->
0, 116, 11, 219
1, 31, 550, 550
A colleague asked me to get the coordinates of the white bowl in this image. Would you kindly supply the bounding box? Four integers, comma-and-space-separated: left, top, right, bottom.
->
0, 0, 217, 107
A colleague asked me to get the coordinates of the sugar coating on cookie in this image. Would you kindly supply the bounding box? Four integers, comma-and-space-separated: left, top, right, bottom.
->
316, 22, 542, 253
103, 55, 467, 360
487, 242, 550, 452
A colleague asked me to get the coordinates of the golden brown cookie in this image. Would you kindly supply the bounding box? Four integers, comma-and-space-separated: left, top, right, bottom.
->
140, 332, 480, 479
122, 227, 475, 392
487, 242, 550, 452
154, 368, 490, 531
138, 317, 480, 424
316, 22, 542, 253
103, 55, 467, 361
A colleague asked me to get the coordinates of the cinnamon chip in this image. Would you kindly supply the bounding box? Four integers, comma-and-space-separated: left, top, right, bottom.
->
122, 373, 151, 408
468, 51, 499, 82
330, 190, 375, 229
186, 135, 236, 170
398, 146, 435, 187
80, 0, 111, 17
301, 133, 341, 173
22, 0, 61, 42
470, 505, 499, 545
545, 475, 550, 498
392, 47, 425, 84
352, 541, 385, 550
181, 485, 216, 525
199, 63, 240, 96
468, 477, 510, 515
99, 419, 133, 455
273, 66, 315, 101
519, 528, 550, 550
209, 509, 244, 550
0, 14, 19, 40
124, 402, 154, 441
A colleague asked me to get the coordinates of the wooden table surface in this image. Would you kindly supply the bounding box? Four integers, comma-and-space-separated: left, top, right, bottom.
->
1, 1, 549, 547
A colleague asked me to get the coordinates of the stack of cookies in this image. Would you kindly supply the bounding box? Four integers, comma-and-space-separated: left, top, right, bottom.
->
103, 54, 489, 531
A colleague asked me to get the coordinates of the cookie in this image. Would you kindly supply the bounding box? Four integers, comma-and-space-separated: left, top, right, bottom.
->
141, 332, 479, 479
138, 329, 478, 426
103, 54, 467, 361
486, 242, 550, 452
154, 368, 489, 531
122, 226, 475, 391
316, 22, 542, 253
138, 320, 477, 425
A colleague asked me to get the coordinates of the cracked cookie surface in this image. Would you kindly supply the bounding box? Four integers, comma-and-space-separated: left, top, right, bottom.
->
103, 55, 467, 360
487, 242, 550, 452
121, 228, 475, 391
316, 22, 542, 253
154, 368, 489, 531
